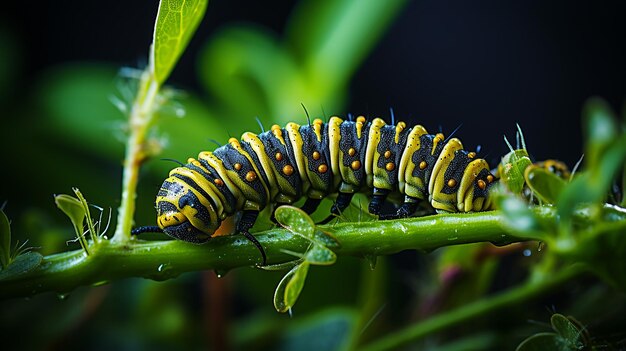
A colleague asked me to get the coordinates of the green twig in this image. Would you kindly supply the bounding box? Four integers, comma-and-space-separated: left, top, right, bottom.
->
111, 73, 160, 244
1, 211, 519, 299
360, 265, 587, 351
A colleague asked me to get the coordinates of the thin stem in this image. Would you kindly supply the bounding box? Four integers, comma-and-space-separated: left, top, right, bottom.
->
360, 265, 586, 351
1, 211, 519, 299
112, 74, 160, 244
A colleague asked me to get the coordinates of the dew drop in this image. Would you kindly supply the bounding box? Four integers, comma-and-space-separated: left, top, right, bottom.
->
214, 269, 230, 278
523, 249, 532, 257
57, 292, 70, 300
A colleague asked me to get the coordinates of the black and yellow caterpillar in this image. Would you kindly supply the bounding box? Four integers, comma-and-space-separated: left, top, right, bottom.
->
135, 116, 497, 264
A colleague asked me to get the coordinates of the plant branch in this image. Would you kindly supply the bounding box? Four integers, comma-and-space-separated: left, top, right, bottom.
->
112, 73, 160, 244
1, 211, 520, 299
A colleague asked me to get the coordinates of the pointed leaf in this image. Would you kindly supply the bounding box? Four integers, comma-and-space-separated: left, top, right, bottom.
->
524, 165, 567, 204
550, 314, 585, 349
0, 251, 43, 281
305, 243, 336, 266
274, 261, 310, 312
151, 0, 208, 85
0, 210, 10, 269
313, 229, 341, 248
54, 194, 86, 236
499, 149, 532, 193
274, 205, 315, 239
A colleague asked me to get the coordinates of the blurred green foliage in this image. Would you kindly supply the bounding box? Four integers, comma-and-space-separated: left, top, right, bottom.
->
1, 0, 626, 350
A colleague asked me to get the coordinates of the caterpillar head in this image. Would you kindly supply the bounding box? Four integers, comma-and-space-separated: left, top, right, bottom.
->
156, 176, 222, 243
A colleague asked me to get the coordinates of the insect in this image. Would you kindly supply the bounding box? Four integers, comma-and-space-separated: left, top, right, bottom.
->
133, 116, 498, 265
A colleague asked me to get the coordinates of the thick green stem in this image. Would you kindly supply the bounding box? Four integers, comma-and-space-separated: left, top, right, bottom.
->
112, 74, 160, 243
360, 265, 586, 351
1, 211, 517, 299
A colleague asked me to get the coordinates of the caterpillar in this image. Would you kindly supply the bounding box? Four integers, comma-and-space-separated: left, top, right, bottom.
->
134, 116, 497, 264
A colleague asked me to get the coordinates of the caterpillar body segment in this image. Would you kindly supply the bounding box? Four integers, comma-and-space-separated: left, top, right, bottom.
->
152, 116, 498, 264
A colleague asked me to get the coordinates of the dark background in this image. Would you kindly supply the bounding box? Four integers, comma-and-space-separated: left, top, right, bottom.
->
3, 0, 626, 167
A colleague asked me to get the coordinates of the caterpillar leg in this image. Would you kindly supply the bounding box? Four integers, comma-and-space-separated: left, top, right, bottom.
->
319, 192, 355, 224
379, 197, 419, 220
131, 226, 163, 235
237, 210, 267, 266
368, 188, 390, 216
300, 197, 322, 215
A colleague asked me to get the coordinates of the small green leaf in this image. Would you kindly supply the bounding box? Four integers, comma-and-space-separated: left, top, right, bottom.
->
55, 194, 86, 235
313, 229, 341, 249
0, 209, 10, 269
151, 0, 208, 85
0, 251, 43, 281
524, 165, 567, 204
55, 193, 89, 254
305, 243, 337, 266
550, 314, 585, 349
274, 205, 315, 239
515, 332, 561, 351
274, 261, 310, 313
499, 149, 532, 194
72, 188, 97, 242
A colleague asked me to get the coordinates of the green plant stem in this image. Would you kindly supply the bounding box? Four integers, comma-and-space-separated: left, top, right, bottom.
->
360, 265, 586, 351
112, 73, 160, 244
2, 211, 518, 299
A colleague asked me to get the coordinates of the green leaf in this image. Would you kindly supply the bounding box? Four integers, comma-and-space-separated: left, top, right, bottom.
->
55, 194, 86, 236
274, 205, 315, 239
0, 209, 10, 269
0, 252, 43, 281
305, 243, 336, 266
313, 229, 341, 249
274, 261, 310, 313
73, 188, 97, 242
497, 195, 546, 240
524, 165, 567, 204
550, 314, 586, 349
499, 149, 532, 194
151, 0, 208, 85
583, 98, 618, 169
55, 193, 89, 254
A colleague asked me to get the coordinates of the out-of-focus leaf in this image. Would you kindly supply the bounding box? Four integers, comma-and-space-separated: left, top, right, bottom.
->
151, 0, 208, 85
0, 252, 43, 281
524, 165, 567, 204
274, 261, 309, 312
583, 98, 618, 168
515, 333, 562, 351
550, 314, 586, 349
274, 205, 315, 239
199, 26, 323, 123
0, 210, 10, 269
305, 243, 336, 266
497, 195, 546, 240
571, 221, 626, 291
558, 136, 626, 222
517, 313, 589, 351
286, 0, 407, 87
277, 308, 357, 351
